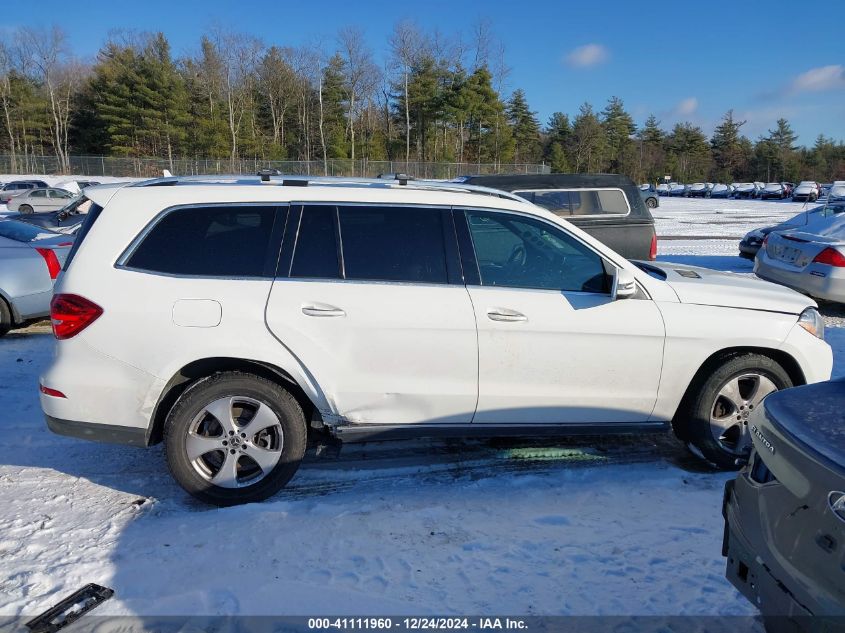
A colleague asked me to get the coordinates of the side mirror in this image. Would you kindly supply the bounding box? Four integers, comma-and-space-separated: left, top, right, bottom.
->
613, 268, 637, 300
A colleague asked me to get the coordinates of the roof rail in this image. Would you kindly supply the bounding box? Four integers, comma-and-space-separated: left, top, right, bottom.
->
130, 173, 527, 203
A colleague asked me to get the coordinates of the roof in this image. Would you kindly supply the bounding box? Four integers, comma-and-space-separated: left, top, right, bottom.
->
455, 173, 641, 192
83, 174, 543, 218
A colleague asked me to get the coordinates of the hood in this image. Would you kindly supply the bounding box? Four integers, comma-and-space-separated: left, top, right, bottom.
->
645, 261, 814, 314
794, 183, 816, 193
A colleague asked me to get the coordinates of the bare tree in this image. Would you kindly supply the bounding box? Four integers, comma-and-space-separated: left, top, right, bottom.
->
0, 39, 18, 172
336, 26, 376, 166
258, 46, 298, 150
204, 28, 263, 168
470, 18, 493, 70
17, 26, 80, 173
389, 21, 421, 163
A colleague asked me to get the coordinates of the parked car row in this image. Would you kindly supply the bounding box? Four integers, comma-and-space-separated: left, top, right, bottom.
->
650, 180, 837, 202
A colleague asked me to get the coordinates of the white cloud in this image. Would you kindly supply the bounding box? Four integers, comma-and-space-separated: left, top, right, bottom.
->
788, 65, 845, 94
673, 97, 699, 117
564, 44, 609, 68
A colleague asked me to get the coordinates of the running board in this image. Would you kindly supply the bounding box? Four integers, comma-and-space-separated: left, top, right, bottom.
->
331, 421, 668, 443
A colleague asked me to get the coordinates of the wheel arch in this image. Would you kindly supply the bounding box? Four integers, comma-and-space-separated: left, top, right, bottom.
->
670, 345, 805, 437
147, 357, 320, 446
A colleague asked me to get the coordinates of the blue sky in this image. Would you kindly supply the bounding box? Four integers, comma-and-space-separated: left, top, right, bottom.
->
5, 0, 845, 144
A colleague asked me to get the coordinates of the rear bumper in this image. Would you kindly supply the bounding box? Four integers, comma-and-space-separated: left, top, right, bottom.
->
45, 415, 148, 447
755, 254, 845, 302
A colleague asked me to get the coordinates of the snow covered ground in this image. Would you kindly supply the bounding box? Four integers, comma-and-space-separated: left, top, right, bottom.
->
0, 196, 842, 624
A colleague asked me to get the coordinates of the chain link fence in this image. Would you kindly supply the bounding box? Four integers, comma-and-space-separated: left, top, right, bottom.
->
0, 155, 550, 179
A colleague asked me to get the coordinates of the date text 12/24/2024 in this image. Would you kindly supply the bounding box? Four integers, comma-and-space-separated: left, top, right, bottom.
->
308, 618, 528, 630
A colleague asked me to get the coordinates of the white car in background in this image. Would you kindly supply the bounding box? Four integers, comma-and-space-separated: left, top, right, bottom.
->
828, 181, 845, 202
40, 176, 832, 505
792, 181, 820, 202
6, 187, 76, 214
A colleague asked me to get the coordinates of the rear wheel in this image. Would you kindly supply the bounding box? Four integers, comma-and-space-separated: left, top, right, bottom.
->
0, 297, 11, 337
18, 204, 33, 214
164, 371, 307, 506
645, 197, 658, 208
674, 353, 791, 469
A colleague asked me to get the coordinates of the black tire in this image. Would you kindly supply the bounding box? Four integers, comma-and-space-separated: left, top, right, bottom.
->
19, 204, 33, 214
645, 196, 657, 209
164, 371, 307, 506
0, 297, 11, 337
673, 353, 792, 470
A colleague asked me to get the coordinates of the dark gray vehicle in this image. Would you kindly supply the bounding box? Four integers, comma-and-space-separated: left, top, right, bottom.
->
456, 174, 657, 260
723, 378, 845, 630
12, 195, 94, 234
0, 220, 73, 336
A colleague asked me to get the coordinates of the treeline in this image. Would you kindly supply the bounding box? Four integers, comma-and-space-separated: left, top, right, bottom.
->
0, 24, 844, 182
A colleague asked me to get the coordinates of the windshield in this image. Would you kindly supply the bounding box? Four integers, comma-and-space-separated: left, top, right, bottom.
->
59, 195, 91, 214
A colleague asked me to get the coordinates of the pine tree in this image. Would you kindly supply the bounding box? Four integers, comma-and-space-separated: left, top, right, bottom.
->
667, 123, 710, 181
570, 103, 606, 173
710, 110, 746, 183
507, 89, 540, 163
601, 96, 635, 175
766, 118, 798, 181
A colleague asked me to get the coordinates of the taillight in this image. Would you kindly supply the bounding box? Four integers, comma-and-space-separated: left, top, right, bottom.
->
649, 234, 657, 260
50, 294, 103, 340
813, 248, 845, 267
39, 384, 67, 398
35, 248, 61, 279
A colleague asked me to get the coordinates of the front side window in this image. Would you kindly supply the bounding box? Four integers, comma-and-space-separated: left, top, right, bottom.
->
466, 210, 608, 293
30, 189, 47, 198
337, 206, 448, 284
125, 205, 277, 277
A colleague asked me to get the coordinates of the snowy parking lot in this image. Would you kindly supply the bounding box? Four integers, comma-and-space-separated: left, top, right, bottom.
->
0, 196, 843, 623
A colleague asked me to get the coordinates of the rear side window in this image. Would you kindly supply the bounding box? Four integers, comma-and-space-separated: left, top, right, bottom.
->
515, 188, 630, 216
338, 206, 448, 284
290, 206, 340, 279
125, 206, 276, 277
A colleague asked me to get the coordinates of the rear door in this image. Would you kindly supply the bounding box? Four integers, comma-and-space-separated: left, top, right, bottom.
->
265, 204, 478, 426
28, 189, 49, 210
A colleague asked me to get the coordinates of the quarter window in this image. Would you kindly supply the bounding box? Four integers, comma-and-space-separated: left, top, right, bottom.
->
466, 210, 608, 293
515, 188, 629, 216
337, 206, 448, 284
125, 205, 277, 277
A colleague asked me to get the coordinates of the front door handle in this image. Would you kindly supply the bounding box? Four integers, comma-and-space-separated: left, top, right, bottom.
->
302, 303, 346, 317
487, 307, 527, 322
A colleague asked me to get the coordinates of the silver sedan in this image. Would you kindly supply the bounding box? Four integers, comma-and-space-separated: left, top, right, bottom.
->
0, 220, 73, 336
754, 214, 845, 303
6, 187, 76, 214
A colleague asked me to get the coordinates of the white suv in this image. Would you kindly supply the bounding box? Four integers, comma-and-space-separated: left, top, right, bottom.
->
41, 176, 833, 505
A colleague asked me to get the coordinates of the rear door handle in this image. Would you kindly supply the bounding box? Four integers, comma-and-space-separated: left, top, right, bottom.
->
486, 307, 527, 322
302, 303, 346, 317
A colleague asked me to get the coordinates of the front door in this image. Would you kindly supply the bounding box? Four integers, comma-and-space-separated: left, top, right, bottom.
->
461, 209, 665, 424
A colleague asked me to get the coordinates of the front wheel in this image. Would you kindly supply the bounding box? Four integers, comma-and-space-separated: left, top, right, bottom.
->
674, 353, 791, 469
164, 371, 307, 506
646, 197, 657, 208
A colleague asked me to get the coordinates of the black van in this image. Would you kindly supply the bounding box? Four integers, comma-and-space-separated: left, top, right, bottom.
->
457, 174, 657, 261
